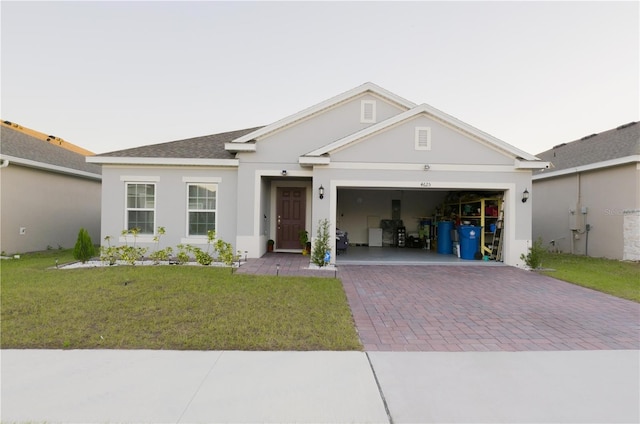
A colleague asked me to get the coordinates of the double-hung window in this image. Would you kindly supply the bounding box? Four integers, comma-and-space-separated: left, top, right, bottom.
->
187, 183, 217, 236
126, 183, 155, 234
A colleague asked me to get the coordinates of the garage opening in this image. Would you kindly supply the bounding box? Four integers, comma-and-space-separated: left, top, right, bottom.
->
335, 188, 505, 264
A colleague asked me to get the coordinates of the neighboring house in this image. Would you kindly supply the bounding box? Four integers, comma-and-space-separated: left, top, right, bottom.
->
87, 82, 548, 266
0, 122, 102, 254
532, 122, 640, 261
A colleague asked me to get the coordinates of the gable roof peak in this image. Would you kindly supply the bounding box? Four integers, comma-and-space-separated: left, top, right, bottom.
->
303, 101, 540, 162
228, 82, 416, 145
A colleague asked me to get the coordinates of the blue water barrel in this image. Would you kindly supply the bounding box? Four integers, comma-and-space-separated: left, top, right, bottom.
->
458, 225, 481, 260
437, 221, 453, 254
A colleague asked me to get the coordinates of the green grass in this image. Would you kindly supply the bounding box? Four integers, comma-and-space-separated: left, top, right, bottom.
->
1, 250, 362, 350
540, 253, 639, 302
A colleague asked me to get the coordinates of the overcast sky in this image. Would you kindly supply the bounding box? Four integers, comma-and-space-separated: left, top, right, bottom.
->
1, 1, 638, 155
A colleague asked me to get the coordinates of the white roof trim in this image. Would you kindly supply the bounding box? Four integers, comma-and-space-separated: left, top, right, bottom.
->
86, 156, 239, 167
224, 142, 256, 152
533, 155, 640, 180
298, 156, 331, 166
0, 154, 102, 180
515, 159, 551, 170
228, 82, 416, 144
304, 103, 540, 162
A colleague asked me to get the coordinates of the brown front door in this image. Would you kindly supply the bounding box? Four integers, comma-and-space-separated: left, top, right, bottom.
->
276, 187, 306, 250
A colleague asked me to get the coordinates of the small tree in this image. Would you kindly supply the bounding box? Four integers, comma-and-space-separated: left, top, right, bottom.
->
73, 228, 96, 263
311, 219, 331, 267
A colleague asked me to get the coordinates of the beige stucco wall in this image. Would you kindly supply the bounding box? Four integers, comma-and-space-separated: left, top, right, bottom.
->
0, 164, 101, 254
532, 162, 640, 260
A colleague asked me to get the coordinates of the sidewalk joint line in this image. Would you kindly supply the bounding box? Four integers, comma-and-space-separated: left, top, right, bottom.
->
176, 351, 225, 424
366, 351, 394, 424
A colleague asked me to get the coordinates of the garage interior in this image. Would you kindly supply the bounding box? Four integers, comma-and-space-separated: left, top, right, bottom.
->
335, 188, 505, 265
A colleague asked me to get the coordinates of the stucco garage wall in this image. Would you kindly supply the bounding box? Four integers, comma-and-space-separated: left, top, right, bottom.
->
0, 165, 101, 254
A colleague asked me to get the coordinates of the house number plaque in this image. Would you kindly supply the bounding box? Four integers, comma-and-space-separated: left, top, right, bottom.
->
420, 182, 432, 187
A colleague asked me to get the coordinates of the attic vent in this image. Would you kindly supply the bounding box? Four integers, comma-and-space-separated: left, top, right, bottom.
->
415, 127, 431, 151
580, 134, 597, 141
361, 100, 376, 123
616, 121, 637, 130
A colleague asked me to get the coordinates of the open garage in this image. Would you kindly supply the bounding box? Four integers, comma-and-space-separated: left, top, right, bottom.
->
335, 188, 506, 263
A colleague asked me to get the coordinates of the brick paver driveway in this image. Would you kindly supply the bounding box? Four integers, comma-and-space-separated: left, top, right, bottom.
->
340, 265, 639, 352
238, 254, 639, 352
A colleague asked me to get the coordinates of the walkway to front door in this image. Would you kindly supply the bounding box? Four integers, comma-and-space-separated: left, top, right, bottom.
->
237, 253, 640, 352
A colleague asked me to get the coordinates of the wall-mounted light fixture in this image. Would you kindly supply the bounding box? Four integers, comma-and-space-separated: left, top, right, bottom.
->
319, 185, 325, 199
522, 188, 529, 203
281, 170, 287, 176
424, 164, 430, 170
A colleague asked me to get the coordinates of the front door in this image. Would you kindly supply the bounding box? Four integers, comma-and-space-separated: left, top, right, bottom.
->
276, 187, 306, 250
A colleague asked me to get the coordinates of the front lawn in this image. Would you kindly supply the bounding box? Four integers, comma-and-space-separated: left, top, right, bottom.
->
1, 250, 362, 350
540, 253, 639, 302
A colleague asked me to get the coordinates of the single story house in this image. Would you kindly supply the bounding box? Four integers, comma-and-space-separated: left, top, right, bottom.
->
0, 122, 102, 254
87, 83, 548, 266
533, 121, 640, 261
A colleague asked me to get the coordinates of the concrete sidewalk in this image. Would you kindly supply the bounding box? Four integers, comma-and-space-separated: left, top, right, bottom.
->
2, 349, 638, 423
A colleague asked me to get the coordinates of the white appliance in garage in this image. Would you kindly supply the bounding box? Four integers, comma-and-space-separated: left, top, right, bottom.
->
367, 216, 382, 247
368, 228, 382, 247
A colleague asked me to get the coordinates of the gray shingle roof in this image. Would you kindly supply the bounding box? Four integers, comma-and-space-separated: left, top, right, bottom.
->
0, 125, 101, 175
535, 122, 639, 173
95, 127, 264, 159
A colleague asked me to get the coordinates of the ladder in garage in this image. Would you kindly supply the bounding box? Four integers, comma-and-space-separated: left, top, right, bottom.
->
490, 205, 504, 261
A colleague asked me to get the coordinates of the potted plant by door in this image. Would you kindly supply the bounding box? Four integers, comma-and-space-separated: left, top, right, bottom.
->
298, 230, 310, 255
267, 239, 275, 252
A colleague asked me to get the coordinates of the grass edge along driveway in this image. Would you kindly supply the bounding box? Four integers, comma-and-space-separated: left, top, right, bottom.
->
539, 253, 639, 303
1, 250, 362, 351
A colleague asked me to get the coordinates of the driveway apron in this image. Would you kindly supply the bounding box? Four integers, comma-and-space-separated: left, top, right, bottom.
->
339, 265, 639, 352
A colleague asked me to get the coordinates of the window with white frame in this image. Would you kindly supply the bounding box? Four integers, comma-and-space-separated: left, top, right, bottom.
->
187, 183, 217, 236
415, 127, 431, 150
361, 100, 376, 123
126, 183, 155, 234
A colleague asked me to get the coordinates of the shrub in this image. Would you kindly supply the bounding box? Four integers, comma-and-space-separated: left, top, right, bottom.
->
119, 228, 148, 265
100, 236, 118, 265
521, 237, 546, 269
311, 219, 331, 267
73, 228, 96, 263
176, 244, 191, 265
192, 247, 213, 266
149, 226, 173, 264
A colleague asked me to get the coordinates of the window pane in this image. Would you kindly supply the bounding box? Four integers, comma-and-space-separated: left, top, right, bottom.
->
189, 211, 215, 236
188, 184, 216, 210
128, 211, 154, 234
145, 185, 155, 208
127, 183, 155, 209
